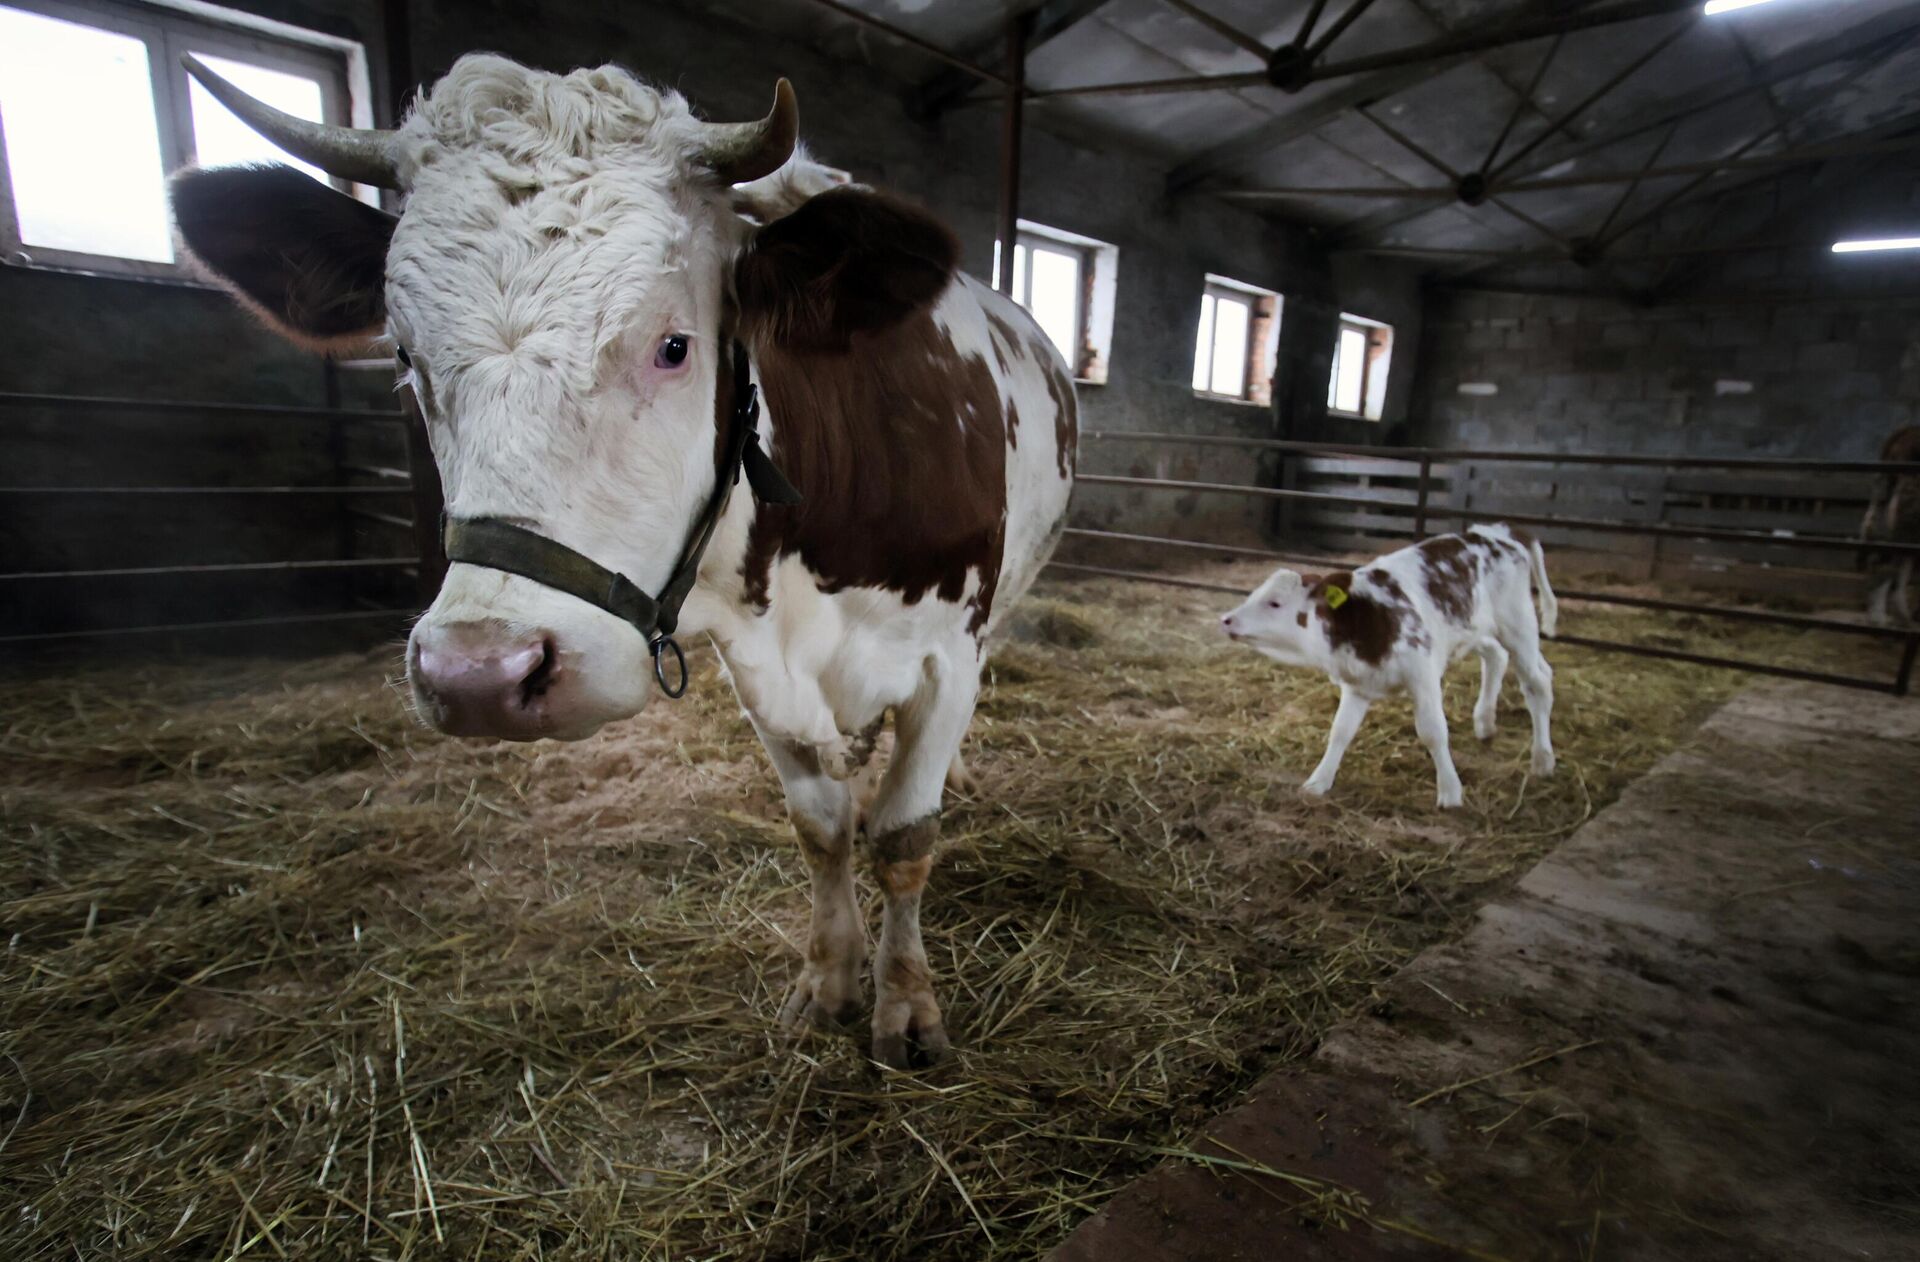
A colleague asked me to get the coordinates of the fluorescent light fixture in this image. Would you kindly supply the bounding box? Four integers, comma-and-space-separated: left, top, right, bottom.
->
1831, 237, 1920, 253
1705, 0, 1778, 13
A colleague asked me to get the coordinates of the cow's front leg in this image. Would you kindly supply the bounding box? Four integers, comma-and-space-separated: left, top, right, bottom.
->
865, 653, 978, 1069
754, 728, 865, 1030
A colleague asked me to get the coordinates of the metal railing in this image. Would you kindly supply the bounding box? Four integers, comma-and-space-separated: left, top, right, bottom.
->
0, 390, 429, 645
1057, 432, 1920, 695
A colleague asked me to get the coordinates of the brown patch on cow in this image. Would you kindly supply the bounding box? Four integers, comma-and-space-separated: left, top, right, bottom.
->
1041, 355, 1079, 478
984, 308, 1024, 377
1418, 535, 1479, 624
742, 310, 1007, 633
873, 816, 939, 866
1368, 570, 1430, 650
1295, 611, 1308, 628
735, 187, 958, 353
1311, 570, 1399, 666
876, 854, 933, 900
734, 190, 1013, 637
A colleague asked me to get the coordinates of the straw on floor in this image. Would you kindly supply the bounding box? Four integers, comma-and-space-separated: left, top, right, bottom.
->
0, 566, 1882, 1260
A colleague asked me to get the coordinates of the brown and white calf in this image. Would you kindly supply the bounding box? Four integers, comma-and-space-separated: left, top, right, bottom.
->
166, 56, 1076, 1067
1862, 425, 1920, 625
1220, 525, 1558, 808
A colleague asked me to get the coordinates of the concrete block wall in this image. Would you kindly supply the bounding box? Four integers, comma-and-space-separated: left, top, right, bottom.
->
1413, 290, 1920, 459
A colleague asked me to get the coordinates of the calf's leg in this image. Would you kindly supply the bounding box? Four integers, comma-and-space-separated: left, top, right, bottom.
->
1303, 685, 1370, 797
1410, 670, 1464, 809
864, 652, 979, 1068
755, 728, 865, 1030
1472, 640, 1509, 741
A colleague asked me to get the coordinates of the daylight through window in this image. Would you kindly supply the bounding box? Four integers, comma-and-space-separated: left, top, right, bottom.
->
1192, 276, 1281, 404
1327, 313, 1393, 420
0, 0, 363, 276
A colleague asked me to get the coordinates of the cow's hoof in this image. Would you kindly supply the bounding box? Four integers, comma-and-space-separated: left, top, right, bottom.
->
1474, 718, 1497, 741
780, 971, 861, 1032
1299, 779, 1331, 798
872, 1021, 950, 1071
1436, 790, 1464, 810
1531, 750, 1557, 776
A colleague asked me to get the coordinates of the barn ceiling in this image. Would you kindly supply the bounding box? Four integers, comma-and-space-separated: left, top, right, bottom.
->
725, 0, 1920, 300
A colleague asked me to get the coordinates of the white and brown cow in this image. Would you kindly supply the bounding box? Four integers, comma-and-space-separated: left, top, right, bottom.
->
1220, 525, 1557, 808
167, 55, 1076, 1067
1862, 425, 1920, 625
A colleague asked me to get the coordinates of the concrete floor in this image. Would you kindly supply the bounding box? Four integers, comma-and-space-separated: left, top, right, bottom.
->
1053, 680, 1920, 1261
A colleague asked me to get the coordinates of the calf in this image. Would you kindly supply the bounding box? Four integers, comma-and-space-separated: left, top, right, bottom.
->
1220, 525, 1558, 808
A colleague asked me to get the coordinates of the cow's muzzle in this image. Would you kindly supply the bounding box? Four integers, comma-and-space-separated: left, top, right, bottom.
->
411, 620, 561, 739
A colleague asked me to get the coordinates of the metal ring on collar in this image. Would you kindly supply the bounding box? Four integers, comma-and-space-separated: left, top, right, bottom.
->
651, 636, 690, 698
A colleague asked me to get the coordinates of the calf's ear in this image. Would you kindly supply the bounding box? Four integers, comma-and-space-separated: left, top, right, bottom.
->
734, 186, 957, 352
171, 164, 397, 351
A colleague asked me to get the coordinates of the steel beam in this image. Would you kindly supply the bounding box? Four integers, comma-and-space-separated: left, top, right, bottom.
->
997, 13, 1031, 298
1156, 0, 1268, 57
910, 0, 1112, 115
1328, 11, 1920, 247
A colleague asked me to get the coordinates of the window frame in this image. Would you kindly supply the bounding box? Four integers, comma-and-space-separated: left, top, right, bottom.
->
1327, 313, 1392, 421
1192, 282, 1256, 401
0, 0, 360, 280
1007, 230, 1089, 374
1192, 274, 1280, 405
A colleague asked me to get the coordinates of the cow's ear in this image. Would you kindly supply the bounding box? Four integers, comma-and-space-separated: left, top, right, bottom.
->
735, 186, 957, 352
171, 164, 396, 351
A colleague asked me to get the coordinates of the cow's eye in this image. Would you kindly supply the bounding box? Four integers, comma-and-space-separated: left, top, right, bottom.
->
1267, 600, 1280, 608
654, 334, 690, 370
395, 344, 413, 370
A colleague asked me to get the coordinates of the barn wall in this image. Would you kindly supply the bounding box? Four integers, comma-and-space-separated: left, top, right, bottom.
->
1411, 289, 1920, 459
3, 0, 1428, 647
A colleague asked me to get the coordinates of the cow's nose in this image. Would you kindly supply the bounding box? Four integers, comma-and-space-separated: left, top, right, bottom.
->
410, 620, 558, 739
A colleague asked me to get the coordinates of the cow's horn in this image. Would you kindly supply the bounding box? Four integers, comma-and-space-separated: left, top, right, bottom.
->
182, 54, 401, 188
693, 79, 798, 185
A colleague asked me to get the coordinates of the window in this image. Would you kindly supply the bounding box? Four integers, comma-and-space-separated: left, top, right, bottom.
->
1191, 275, 1281, 404
0, 0, 368, 277
1327, 313, 1393, 420
992, 219, 1118, 384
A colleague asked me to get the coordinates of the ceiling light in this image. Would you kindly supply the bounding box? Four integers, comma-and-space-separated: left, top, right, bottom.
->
1831, 237, 1920, 253
1704, 0, 1779, 13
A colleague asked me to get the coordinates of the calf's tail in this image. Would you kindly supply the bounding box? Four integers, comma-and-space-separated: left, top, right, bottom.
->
1529, 536, 1558, 638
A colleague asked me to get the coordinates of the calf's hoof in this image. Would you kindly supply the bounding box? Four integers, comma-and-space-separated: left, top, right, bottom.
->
1474, 717, 1497, 741
1531, 749, 1557, 776
1299, 778, 1332, 798
872, 1019, 951, 1071
1436, 787, 1464, 810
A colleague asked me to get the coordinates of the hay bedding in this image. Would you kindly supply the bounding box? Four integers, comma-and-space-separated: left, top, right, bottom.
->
0, 564, 1887, 1260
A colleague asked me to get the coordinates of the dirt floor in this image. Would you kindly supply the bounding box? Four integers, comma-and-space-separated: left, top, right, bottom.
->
0, 560, 1908, 1259
1052, 679, 1920, 1261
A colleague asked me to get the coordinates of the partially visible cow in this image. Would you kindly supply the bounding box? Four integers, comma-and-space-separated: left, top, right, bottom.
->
1861, 425, 1920, 626
166, 55, 1076, 1068
1219, 525, 1558, 808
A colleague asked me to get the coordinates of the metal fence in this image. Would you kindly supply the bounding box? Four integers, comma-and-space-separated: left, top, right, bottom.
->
1056, 431, 1920, 696
0, 387, 434, 645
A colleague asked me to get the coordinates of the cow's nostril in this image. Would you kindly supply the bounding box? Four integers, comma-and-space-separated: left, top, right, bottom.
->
518, 639, 557, 705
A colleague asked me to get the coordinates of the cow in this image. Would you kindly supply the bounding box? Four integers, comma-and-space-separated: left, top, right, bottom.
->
1861, 425, 1920, 626
166, 55, 1077, 1069
1219, 525, 1557, 808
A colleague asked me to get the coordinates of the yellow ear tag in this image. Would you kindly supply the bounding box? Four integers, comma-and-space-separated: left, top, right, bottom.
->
1325, 585, 1348, 609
